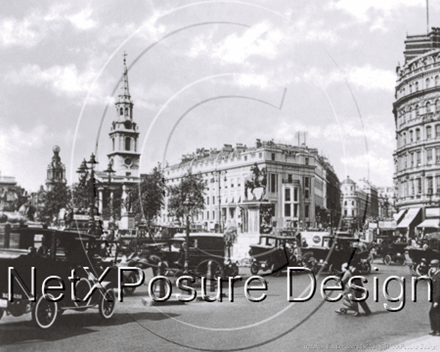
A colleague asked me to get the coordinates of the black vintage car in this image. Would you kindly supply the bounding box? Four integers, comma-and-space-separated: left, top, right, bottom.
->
376, 237, 407, 265
301, 233, 372, 275
0, 225, 118, 329
407, 233, 440, 277
248, 235, 299, 276
145, 233, 239, 280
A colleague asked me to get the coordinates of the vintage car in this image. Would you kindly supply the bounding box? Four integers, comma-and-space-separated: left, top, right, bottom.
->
301, 233, 372, 275
376, 237, 407, 265
248, 235, 299, 276
0, 225, 118, 329
145, 233, 239, 280
407, 233, 440, 277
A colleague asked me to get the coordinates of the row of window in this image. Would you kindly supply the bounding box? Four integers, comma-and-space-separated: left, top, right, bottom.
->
397, 177, 438, 197
397, 125, 440, 147
398, 75, 440, 97
398, 100, 440, 122
396, 148, 440, 171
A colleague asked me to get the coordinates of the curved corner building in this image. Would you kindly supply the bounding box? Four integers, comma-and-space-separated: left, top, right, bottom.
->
393, 28, 440, 239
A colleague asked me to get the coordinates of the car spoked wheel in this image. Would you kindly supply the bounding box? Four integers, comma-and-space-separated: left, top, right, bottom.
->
123, 272, 138, 295
416, 263, 429, 277
32, 295, 58, 329
99, 288, 116, 319
383, 255, 392, 265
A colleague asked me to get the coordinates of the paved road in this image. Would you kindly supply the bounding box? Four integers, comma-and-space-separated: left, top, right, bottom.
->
0, 263, 437, 352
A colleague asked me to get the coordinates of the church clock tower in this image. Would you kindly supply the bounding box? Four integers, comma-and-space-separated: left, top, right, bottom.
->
107, 53, 140, 177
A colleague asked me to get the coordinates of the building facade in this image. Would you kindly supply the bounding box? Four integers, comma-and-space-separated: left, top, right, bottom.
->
341, 176, 379, 228
159, 139, 341, 234
393, 27, 440, 238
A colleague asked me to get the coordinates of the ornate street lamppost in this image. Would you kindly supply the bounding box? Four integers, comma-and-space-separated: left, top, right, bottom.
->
183, 197, 195, 274
76, 153, 99, 236
211, 170, 227, 233
103, 159, 116, 224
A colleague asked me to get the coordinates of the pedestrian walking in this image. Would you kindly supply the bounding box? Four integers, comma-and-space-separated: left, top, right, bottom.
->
429, 259, 440, 335
352, 260, 371, 316
335, 263, 359, 316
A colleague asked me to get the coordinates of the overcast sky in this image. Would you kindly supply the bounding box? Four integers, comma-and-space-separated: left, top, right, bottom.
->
1, 0, 437, 192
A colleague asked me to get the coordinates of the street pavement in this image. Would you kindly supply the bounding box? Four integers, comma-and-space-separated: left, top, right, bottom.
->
0, 262, 438, 352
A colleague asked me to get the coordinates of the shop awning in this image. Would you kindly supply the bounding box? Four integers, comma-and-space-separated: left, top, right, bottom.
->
416, 219, 440, 228
396, 208, 421, 228
393, 209, 407, 223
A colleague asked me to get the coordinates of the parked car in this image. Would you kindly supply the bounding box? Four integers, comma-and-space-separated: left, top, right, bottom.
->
407, 233, 440, 277
0, 225, 118, 329
376, 237, 407, 265
147, 233, 239, 280
248, 235, 298, 276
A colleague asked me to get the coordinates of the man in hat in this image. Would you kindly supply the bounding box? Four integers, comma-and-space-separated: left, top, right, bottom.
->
429, 259, 440, 335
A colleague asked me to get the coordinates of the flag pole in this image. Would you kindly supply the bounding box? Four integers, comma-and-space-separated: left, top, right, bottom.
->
427, 0, 430, 34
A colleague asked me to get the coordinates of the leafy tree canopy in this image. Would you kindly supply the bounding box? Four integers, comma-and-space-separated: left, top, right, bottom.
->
40, 182, 71, 223
167, 169, 206, 223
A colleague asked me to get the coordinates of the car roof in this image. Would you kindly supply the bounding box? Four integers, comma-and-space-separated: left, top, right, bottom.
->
13, 227, 97, 240
174, 232, 224, 238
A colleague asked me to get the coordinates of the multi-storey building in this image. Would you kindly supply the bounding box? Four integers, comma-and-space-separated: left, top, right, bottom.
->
393, 27, 440, 238
159, 139, 341, 233
341, 176, 379, 228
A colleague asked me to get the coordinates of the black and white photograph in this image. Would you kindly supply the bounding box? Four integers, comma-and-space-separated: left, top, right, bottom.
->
1, 1, 440, 351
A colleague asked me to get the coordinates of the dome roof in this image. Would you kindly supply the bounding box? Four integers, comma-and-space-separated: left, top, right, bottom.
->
341, 176, 356, 185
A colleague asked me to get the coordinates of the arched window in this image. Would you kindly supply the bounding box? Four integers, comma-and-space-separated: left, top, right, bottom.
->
427, 101, 431, 113
416, 128, 420, 141
409, 84, 413, 93
415, 81, 419, 91
436, 75, 439, 86
436, 100, 440, 112
407, 107, 411, 120
410, 130, 413, 142
427, 78, 431, 88
403, 132, 406, 144
112, 138, 115, 151
125, 137, 131, 151
436, 124, 440, 138
427, 126, 432, 139
125, 107, 128, 116
120, 107, 123, 115
415, 105, 419, 116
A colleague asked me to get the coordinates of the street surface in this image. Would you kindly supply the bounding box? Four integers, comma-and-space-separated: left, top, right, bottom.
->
0, 261, 437, 352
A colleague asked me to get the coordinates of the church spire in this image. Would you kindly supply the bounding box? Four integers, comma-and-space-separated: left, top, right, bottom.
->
119, 51, 131, 101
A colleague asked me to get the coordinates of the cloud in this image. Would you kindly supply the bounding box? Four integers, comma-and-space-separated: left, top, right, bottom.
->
0, 4, 97, 48
329, 0, 430, 31
302, 65, 395, 91
5, 62, 113, 103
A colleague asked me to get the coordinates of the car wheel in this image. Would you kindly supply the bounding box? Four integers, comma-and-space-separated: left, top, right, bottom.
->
416, 263, 428, 277
409, 263, 418, 276
99, 288, 116, 320
123, 272, 138, 295
383, 255, 392, 266
32, 295, 58, 329
250, 262, 259, 275
360, 261, 371, 275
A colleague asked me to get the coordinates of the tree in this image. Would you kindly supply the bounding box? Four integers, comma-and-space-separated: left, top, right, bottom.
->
71, 174, 99, 213
167, 169, 206, 224
129, 166, 165, 228
40, 183, 71, 224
